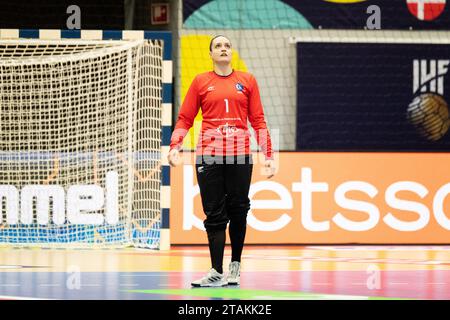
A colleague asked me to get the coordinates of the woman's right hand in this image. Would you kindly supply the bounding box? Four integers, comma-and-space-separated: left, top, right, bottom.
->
168, 149, 182, 167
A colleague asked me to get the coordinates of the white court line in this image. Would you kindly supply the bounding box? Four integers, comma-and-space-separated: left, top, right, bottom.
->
39, 284, 61, 287
158, 284, 179, 287
306, 246, 450, 251
244, 254, 449, 266
0, 295, 52, 300
81, 284, 101, 287
0, 284, 20, 287
120, 274, 175, 277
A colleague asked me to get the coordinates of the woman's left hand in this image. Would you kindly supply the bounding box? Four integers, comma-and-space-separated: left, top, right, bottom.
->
264, 159, 277, 179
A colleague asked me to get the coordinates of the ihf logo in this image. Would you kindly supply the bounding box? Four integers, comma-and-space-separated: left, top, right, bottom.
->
407, 59, 450, 141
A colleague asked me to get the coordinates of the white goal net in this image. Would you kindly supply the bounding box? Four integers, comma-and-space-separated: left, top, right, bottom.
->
0, 39, 163, 248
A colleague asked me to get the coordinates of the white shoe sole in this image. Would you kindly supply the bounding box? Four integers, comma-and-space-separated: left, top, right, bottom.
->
191, 281, 228, 287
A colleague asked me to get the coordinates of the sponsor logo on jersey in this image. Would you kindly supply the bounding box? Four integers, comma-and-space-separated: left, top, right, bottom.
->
236, 83, 244, 93
207, 86, 215, 91
216, 122, 239, 138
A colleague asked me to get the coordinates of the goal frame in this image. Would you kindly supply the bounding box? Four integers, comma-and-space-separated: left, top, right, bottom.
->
0, 29, 172, 250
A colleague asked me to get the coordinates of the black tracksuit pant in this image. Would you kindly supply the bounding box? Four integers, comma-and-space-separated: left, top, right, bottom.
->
195, 155, 253, 274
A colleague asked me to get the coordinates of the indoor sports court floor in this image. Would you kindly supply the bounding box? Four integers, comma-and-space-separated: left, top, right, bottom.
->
0, 245, 449, 300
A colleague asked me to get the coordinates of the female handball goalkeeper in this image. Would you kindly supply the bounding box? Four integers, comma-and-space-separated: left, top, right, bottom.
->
168, 35, 276, 287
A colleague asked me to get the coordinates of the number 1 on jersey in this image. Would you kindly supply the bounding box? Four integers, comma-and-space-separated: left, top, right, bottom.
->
224, 98, 229, 113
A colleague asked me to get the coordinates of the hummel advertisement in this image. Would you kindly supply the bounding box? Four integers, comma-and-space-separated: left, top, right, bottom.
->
171, 152, 450, 244
296, 42, 450, 151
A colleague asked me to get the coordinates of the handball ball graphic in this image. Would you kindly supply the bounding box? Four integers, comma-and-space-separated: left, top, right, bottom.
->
407, 93, 450, 141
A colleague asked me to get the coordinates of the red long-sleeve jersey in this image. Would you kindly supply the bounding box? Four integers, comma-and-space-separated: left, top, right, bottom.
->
170, 70, 273, 159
